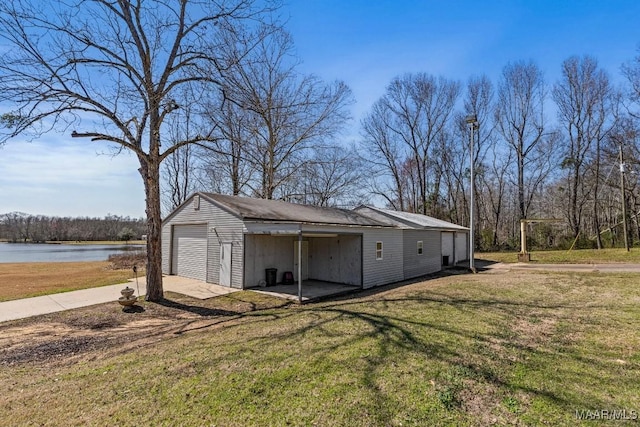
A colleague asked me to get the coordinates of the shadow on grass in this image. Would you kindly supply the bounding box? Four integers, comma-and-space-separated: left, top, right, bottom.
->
156, 298, 240, 317
204, 280, 627, 424
138, 269, 634, 425
150, 292, 294, 336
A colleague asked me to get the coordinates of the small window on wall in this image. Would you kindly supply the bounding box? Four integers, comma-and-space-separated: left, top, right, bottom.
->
417, 240, 423, 255
376, 241, 383, 260
194, 194, 200, 210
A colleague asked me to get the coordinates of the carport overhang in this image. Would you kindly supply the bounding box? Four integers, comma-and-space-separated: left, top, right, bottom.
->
243, 221, 366, 303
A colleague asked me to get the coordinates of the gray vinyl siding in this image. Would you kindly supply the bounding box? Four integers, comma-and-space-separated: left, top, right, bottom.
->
244, 222, 370, 235
362, 228, 403, 288
205, 207, 244, 289
161, 196, 245, 288
403, 230, 441, 279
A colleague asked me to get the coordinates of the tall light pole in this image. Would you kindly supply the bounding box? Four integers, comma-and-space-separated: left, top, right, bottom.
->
619, 143, 630, 252
466, 115, 479, 273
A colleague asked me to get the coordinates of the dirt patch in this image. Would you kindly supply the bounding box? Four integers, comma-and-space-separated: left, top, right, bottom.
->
0, 291, 289, 367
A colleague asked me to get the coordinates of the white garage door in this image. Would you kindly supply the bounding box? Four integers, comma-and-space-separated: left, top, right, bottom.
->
172, 224, 207, 281
455, 232, 468, 262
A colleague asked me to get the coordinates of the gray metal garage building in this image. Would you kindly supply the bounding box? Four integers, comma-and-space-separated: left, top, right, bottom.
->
162, 193, 468, 296
353, 205, 469, 270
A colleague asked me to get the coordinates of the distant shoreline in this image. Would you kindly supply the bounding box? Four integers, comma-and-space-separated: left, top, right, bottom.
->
0, 240, 146, 245
0, 242, 146, 263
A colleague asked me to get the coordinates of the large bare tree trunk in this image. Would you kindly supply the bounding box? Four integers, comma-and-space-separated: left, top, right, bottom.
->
140, 157, 164, 301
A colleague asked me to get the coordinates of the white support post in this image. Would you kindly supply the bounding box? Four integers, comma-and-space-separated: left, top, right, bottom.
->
297, 230, 302, 303
520, 220, 527, 255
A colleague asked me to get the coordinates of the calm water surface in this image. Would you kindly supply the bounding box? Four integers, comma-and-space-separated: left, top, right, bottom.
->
0, 243, 144, 263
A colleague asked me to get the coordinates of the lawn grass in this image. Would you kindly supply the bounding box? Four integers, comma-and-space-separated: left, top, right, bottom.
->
1, 270, 639, 426
479, 248, 640, 264
0, 261, 140, 301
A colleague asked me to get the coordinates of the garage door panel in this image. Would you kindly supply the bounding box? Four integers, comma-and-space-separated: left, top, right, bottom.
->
455, 233, 467, 262
172, 224, 207, 281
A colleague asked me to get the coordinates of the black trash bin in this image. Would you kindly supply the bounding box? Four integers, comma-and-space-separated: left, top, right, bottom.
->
265, 268, 278, 286
442, 255, 449, 266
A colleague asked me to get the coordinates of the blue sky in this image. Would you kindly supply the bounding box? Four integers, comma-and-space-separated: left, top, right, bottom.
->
1, 0, 640, 218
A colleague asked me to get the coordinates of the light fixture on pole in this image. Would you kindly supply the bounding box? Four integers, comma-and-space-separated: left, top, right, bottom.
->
466, 114, 479, 273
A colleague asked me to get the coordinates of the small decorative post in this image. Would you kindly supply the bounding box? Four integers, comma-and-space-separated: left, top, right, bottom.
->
133, 264, 140, 297
518, 220, 531, 262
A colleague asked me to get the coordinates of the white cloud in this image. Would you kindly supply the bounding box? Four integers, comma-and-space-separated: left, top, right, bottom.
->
0, 136, 146, 217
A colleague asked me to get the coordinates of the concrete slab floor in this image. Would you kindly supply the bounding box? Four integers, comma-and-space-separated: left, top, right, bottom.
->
136, 275, 240, 300
251, 280, 361, 303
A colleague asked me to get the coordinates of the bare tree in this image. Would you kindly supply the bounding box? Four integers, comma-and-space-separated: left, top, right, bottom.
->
436, 127, 468, 224
553, 55, 615, 242
218, 27, 353, 199
481, 145, 513, 248
361, 100, 408, 210
361, 73, 460, 214
162, 144, 197, 213
495, 60, 551, 220
200, 95, 257, 196
162, 97, 203, 213
464, 75, 495, 167
0, 212, 145, 242
0, 0, 275, 301
622, 47, 640, 117
287, 145, 366, 207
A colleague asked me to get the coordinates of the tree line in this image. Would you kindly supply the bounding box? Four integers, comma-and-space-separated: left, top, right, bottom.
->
360, 56, 640, 251
356, 57, 640, 251
161, 46, 640, 252
0, 212, 146, 243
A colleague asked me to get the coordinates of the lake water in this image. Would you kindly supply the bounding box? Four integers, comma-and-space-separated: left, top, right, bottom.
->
0, 243, 145, 263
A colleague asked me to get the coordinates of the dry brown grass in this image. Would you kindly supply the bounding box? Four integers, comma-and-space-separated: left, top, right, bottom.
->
0, 261, 142, 301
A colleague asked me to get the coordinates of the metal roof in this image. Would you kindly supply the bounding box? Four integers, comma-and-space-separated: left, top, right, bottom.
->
200, 193, 392, 227
354, 205, 468, 231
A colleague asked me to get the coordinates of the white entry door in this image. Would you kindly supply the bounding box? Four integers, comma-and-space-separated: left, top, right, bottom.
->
219, 243, 232, 287
293, 241, 309, 281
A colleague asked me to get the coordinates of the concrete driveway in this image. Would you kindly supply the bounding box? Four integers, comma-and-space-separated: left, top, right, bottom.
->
0, 275, 239, 323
